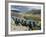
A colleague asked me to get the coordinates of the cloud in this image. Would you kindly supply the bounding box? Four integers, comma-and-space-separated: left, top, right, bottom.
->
11, 5, 41, 12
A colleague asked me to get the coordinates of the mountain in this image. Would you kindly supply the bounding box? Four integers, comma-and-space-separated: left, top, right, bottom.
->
25, 9, 41, 14
11, 10, 21, 13
32, 9, 41, 14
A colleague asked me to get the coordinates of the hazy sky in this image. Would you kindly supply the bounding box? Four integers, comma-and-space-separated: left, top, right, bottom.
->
11, 5, 41, 12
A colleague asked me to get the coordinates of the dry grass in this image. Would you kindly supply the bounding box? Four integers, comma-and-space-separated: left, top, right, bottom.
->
11, 24, 29, 31
23, 14, 41, 21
